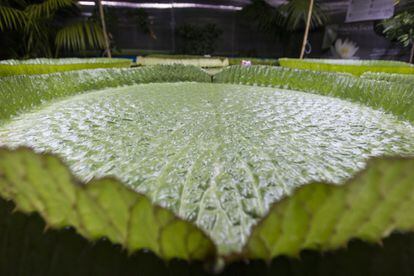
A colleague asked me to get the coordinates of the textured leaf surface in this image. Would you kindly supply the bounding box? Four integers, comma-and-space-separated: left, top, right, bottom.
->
136, 56, 229, 68
1, 82, 414, 254
0, 148, 215, 260
146, 54, 279, 66
214, 65, 414, 123
362, 72, 414, 84
279, 58, 414, 76
0, 65, 211, 122
0, 58, 132, 77
244, 158, 414, 260
1, 64, 414, 264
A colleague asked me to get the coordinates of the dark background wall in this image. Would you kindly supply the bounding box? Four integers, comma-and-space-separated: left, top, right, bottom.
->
0, 0, 411, 60
97, 7, 288, 58
90, 4, 410, 61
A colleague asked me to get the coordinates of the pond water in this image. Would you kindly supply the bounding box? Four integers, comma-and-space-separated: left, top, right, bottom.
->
1, 82, 414, 253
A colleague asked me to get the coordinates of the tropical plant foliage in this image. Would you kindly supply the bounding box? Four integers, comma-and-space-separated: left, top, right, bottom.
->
279, 0, 327, 30
239, 0, 328, 58
380, 8, 414, 63
0, 64, 414, 270
238, 0, 285, 34
380, 10, 414, 48
176, 24, 222, 55
239, 0, 327, 33
0, 0, 105, 58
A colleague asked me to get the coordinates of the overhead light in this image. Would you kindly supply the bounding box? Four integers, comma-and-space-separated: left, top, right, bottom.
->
78, 1, 243, 11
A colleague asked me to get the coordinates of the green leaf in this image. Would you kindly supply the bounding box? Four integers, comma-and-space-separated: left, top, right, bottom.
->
244, 157, 414, 259
0, 147, 216, 260
1, 64, 414, 266
0, 195, 213, 275
24, 0, 74, 19
362, 72, 414, 85
279, 0, 327, 30
55, 21, 106, 54
2, 78, 414, 254
0, 65, 211, 122
380, 11, 414, 47
238, 0, 327, 33
279, 58, 414, 75
1, 149, 414, 263
0, 5, 26, 30
214, 65, 414, 123
0, 58, 132, 77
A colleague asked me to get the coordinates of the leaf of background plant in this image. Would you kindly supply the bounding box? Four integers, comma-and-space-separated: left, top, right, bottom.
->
0, 6, 26, 30
55, 21, 106, 54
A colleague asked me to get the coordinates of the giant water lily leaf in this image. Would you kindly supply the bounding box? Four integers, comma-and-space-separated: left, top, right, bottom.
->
1, 82, 414, 254
361, 72, 414, 85
0, 65, 211, 122
278, 58, 414, 76
1, 149, 414, 264
1, 65, 414, 265
214, 66, 414, 123
0, 147, 216, 260
244, 157, 414, 259
0, 58, 132, 77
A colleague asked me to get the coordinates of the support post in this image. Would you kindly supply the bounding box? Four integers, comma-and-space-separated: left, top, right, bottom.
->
97, 0, 111, 58
300, 0, 314, 59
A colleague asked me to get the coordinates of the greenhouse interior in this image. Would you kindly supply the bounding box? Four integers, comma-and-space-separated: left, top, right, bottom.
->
1, 0, 414, 275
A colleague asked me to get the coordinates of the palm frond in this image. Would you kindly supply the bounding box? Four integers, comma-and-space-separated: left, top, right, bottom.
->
279, 0, 327, 30
240, 0, 327, 34
55, 20, 105, 54
239, 0, 285, 32
25, 0, 74, 19
0, 5, 25, 30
